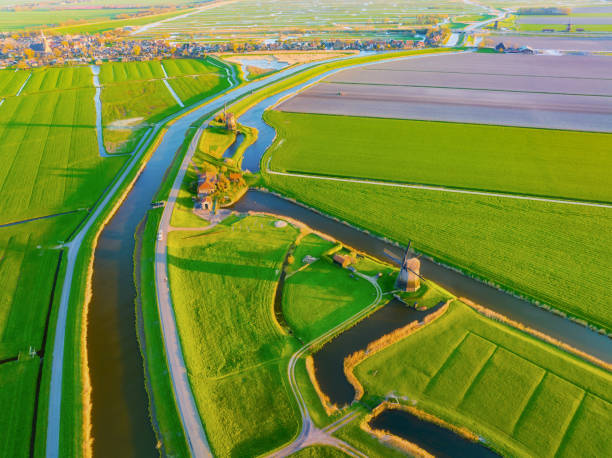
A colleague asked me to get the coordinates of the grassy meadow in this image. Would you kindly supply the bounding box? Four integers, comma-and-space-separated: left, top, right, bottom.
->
100, 59, 231, 153
167, 216, 302, 456
282, 234, 379, 342
264, 173, 612, 332
0, 87, 126, 223
0, 69, 30, 97
266, 111, 612, 203
355, 301, 612, 457
290, 445, 350, 457
0, 358, 40, 458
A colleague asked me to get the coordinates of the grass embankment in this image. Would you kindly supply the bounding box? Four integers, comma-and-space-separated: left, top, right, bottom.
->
167, 216, 301, 456
354, 301, 612, 457
135, 208, 189, 456
263, 172, 612, 333
266, 111, 612, 203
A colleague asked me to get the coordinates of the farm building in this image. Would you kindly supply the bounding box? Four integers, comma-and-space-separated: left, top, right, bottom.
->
197, 181, 216, 198
202, 196, 214, 211
199, 171, 217, 184
333, 253, 353, 268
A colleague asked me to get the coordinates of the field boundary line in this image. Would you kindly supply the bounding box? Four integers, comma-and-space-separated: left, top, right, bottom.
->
266, 165, 612, 209
423, 330, 471, 393
16, 73, 31, 96
0, 209, 83, 229
161, 62, 185, 108
323, 79, 612, 98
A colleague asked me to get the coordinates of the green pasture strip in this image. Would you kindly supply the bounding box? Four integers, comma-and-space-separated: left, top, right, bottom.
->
135, 208, 189, 456
293, 356, 339, 428
0, 89, 126, 225
263, 173, 612, 332
354, 301, 612, 457
290, 445, 351, 457
0, 359, 40, 458
162, 58, 223, 78
44, 8, 197, 35
22, 66, 93, 95
101, 80, 178, 150
0, 69, 30, 97
99, 61, 165, 84
168, 73, 232, 107
198, 125, 236, 159
519, 23, 612, 32
0, 8, 145, 32
167, 216, 302, 456
266, 111, 612, 204
0, 214, 83, 362
332, 410, 407, 458
282, 237, 378, 342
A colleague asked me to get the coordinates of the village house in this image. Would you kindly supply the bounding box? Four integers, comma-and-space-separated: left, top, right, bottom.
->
197, 181, 215, 199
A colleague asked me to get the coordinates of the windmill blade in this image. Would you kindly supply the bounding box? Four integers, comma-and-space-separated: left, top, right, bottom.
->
407, 240, 412, 252
383, 249, 402, 265
406, 266, 426, 281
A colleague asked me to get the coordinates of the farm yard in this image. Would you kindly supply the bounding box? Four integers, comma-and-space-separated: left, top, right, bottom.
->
354, 301, 612, 457
275, 53, 612, 132
133, 0, 479, 42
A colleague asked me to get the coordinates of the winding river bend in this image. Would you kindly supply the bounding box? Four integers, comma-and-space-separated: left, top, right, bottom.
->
85, 51, 612, 457
84, 57, 365, 457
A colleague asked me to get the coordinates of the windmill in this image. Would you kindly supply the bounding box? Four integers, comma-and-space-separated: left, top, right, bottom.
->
384, 241, 425, 292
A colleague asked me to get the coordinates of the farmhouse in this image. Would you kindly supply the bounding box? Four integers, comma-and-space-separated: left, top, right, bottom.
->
202, 196, 214, 211
333, 253, 353, 268
229, 172, 242, 183
197, 181, 216, 198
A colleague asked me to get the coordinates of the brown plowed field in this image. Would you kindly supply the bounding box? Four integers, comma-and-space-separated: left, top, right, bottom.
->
276, 53, 612, 132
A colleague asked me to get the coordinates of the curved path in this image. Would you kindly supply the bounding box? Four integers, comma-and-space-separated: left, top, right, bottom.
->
269, 273, 382, 457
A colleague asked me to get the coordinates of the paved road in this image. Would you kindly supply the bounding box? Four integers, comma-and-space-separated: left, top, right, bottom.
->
269, 273, 382, 457
266, 162, 612, 209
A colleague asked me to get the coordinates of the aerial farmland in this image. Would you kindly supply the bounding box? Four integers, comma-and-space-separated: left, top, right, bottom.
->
0, 0, 611, 457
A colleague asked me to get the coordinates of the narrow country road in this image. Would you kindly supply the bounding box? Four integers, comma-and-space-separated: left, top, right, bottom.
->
269, 273, 383, 457
265, 163, 612, 209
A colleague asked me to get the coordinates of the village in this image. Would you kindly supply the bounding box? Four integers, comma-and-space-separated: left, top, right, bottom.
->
0, 24, 452, 69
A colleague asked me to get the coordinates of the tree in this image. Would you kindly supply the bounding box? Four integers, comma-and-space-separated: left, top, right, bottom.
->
133, 45, 141, 56
24, 48, 35, 59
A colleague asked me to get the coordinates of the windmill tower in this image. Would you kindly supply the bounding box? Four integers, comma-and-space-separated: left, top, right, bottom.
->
385, 242, 424, 292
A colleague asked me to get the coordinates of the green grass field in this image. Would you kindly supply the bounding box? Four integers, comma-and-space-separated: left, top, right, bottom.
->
100, 59, 231, 153
354, 301, 612, 457
0, 8, 147, 31
167, 216, 302, 456
264, 173, 612, 332
0, 358, 40, 458
266, 111, 612, 203
0, 69, 30, 97
0, 88, 126, 223
282, 234, 378, 342
22, 66, 93, 94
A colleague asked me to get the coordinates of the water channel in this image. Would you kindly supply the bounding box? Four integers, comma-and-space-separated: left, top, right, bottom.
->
369, 408, 500, 458
86, 51, 612, 457
85, 55, 364, 457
